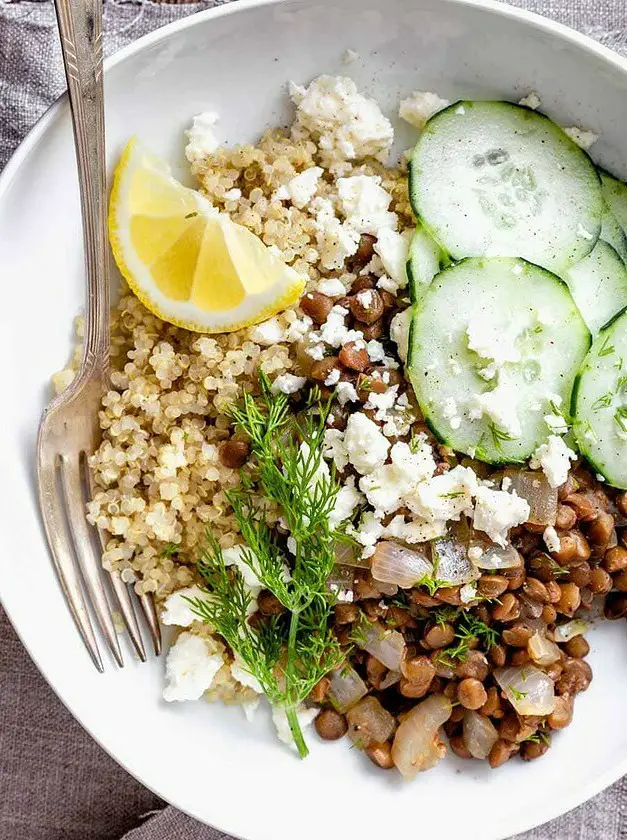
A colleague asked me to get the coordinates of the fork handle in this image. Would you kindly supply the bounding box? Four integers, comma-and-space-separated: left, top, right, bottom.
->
54, 0, 109, 370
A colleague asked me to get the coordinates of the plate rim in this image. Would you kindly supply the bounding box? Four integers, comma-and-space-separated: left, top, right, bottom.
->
1, 0, 626, 836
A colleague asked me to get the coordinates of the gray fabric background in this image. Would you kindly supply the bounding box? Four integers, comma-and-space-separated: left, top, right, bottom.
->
0, 0, 625, 837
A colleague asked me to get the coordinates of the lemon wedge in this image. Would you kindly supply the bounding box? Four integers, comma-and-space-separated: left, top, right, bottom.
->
109, 138, 306, 333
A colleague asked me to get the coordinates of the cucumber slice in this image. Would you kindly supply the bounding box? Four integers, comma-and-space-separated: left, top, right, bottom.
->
407, 257, 590, 464
600, 170, 627, 235
406, 223, 447, 304
572, 307, 627, 487
600, 203, 627, 264
564, 240, 627, 336
409, 101, 603, 275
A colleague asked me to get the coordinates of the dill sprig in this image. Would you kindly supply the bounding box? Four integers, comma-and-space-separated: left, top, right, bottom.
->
189, 372, 345, 758
435, 611, 499, 664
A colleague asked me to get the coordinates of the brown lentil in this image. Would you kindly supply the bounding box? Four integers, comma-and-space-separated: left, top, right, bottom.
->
556, 658, 592, 695
334, 603, 359, 624
491, 593, 521, 623
257, 590, 285, 616
547, 696, 574, 729
315, 709, 348, 741
366, 741, 395, 769
423, 622, 456, 649
564, 635, 590, 658
603, 545, 627, 573
339, 341, 369, 372
587, 512, 614, 547
488, 739, 516, 769
556, 582, 581, 616
299, 291, 333, 324
457, 678, 488, 710
555, 504, 577, 530
478, 575, 509, 599
218, 439, 250, 469
604, 591, 627, 619
366, 654, 388, 689
310, 355, 340, 382
449, 734, 473, 759
455, 650, 489, 681
501, 625, 533, 647
588, 567, 612, 594
349, 289, 385, 324
352, 234, 377, 268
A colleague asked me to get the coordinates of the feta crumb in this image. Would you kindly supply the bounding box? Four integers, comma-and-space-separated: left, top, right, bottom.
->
163, 632, 224, 702
385, 515, 447, 544
290, 75, 394, 166
316, 277, 347, 297
468, 545, 484, 563
329, 475, 363, 528
336, 381, 359, 406
337, 175, 397, 235
222, 545, 262, 589
374, 229, 412, 290
407, 465, 478, 522
399, 91, 450, 129
324, 368, 341, 386
359, 440, 436, 514
545, 413, 569, 435
460, 582, 478, 604
530, 434, 577, 488
501, 476, 512, 492
323, 428, 349, 470
313, 199, 361, 270
306, 342, 326, 360
366, 339, 386, 362
344, 412, 390, 474
564, 126, 598, 150
285, 315, 313, 343
248, 317, 286, 346
351, 511, 386, 557
161, 585, 208, 627
442, 396, 462, 430
185, 112, 220, 163
473, 487, 530, 548
518, 92, 541, 110
466, 319, 521, 365
272, 705, 318, 751
390, 308, 412, 362
277, 166, 323, 208
318, 304, 363, 347
543, 525, 561, 554
470, 381, 522, 439
271, 373, 307, 395
230, 652, 263, 694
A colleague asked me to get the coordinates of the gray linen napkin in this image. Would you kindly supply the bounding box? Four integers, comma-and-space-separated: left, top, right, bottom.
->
0, 1, 626, 839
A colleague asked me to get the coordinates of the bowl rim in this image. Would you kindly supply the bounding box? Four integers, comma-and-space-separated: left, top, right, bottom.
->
1, 0, 626, 836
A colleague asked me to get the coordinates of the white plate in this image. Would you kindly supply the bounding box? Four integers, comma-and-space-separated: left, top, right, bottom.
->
1, 1, 626, 837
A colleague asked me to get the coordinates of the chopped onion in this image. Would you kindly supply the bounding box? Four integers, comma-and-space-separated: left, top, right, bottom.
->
379, 670, 401, 690
553, 619, 589, 643
519, 593, 545, 620
528, 632, 561, 666
470, 540, 523, 571
327, 664, 368, 713
371, 541, 433, 588
504, 469, 558, 526
335, 541, 369, 568
391, 694, 452, 780
356, 620, 406, 671
495, 665, 556, 715
431, 535, 480, 585
346, 696, 396, 749
463, 711, 499, 760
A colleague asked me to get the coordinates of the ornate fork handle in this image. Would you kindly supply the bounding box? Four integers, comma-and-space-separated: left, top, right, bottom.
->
54, 0, 109, 375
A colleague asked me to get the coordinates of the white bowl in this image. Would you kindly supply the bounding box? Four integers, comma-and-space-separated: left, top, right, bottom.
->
1, 1, 626, 838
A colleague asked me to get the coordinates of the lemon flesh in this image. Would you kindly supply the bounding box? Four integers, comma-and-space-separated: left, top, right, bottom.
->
109, 138, 306, 333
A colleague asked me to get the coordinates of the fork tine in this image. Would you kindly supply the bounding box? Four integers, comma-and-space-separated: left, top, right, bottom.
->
37, 449, 104, 673
85, 467, 150, 662
139, 592, 162, 656
108, 570, 147, 662
60, 456, 124, 668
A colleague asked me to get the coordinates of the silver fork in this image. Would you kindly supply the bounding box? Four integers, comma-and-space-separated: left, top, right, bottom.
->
36, 0, 161, 671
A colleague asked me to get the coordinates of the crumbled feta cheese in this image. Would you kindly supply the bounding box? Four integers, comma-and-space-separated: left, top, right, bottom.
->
530, 434, 577, 488
290, 75, 394, 166
248, 317, 286, 346
460, 582, 478, 604
545, 413, 569, 435
344, 412, 390, 474
366, 386, 398, 420
329, 475, 363, 528
466, 319, 521, 365
543, 525, 561, 554
442, 397, 462, 430
276, 166, 323, 208
224, 188, 242, 201
501, 476, 512, 492
324, 368, 341, 386
374, 229, 412, 290
271, 373, 307, 395
230, 652, 264, 694
316, 277, 347, 297
222, 545, 262, 589
366, 339, 386, 362
313, 199, 361, 270
337, 175, 397, 235
323, 428, 349, 470
390, 308, 412, 362
468, 545, 484, 563
518, 92, 541, 110
306, 342, 326, 360
163, 632, 224, 702
564, 126, 598, 150
272, 705, 318, 751
399, 91, 450, 129
336, 381, 359, 406
384, 515, 446, 544
359, 440, 436, 514
161, 585, 207, 627
285, 315, 313, 343
185, 112, 220, 163
473, 487, 530, 547
351, 511, 386, 557
318, 305, 363, 347
407, 465, 479, 522
470, 381, 522, 439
